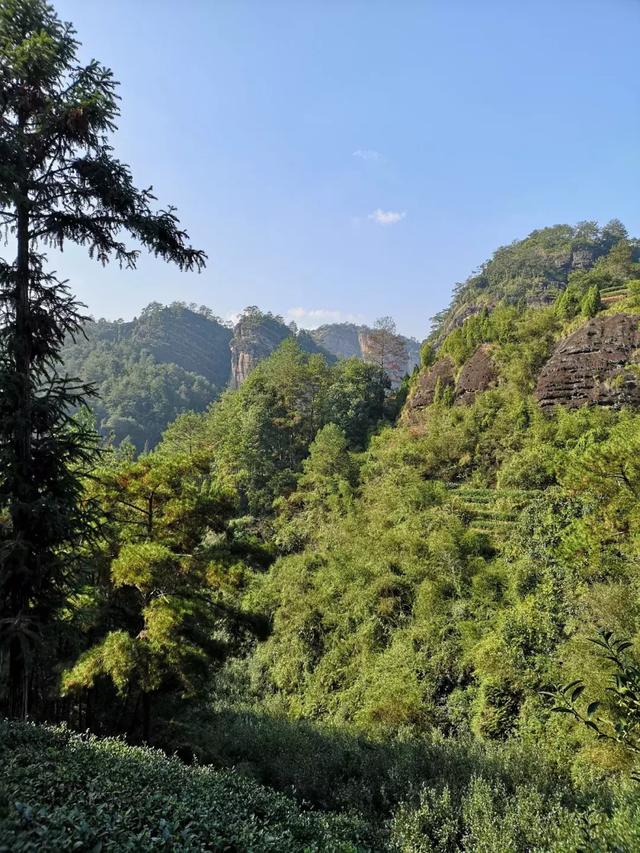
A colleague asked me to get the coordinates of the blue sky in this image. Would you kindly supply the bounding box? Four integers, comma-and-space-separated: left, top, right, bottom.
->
51, 0, 640, 339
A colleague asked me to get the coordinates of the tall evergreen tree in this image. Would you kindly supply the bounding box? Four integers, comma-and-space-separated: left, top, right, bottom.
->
0, 0, 205, 716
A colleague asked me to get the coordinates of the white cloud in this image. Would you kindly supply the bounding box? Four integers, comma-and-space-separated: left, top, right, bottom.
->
368, 208, 406, 226
352, 148, 381, 161
285, 307, 364, 329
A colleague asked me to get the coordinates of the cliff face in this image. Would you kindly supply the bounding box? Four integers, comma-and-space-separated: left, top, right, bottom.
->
535, 314, 640, 410
407, 344, 498, 411
229, 312, 332, 388
229, 313, 293, 388
455, 344, 498, 404
310, 323, 421, 377
310, 324, 363, 359
408, 356, 456, 409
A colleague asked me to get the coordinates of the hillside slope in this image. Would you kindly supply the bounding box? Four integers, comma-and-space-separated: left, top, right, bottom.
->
63, 304, 419, 448
431, 219, 637, 342
0, 720, 370, 852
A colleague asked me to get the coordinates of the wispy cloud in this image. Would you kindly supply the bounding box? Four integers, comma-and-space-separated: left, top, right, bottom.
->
368, 208, 406, 226
352, 148, 381, 161
286, 307, 364, 329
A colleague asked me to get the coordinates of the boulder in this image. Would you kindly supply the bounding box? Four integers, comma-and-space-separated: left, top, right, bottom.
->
407, 356, 455, 409
535, 314, 640, 410
455, 344, 498, 404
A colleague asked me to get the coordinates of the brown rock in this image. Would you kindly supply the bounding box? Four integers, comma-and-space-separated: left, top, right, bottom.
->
408, 356, 455, 409
456, 344, 498, 404
535, 314, 640, 411
229, 311, 292, 388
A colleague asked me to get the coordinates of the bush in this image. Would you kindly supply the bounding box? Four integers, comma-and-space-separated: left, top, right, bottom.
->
0, 720, 373, 852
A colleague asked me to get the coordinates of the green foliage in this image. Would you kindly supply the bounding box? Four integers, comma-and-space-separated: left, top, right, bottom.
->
274, 423, 358, 552
60, 450, 255, 737
549, 631, 640, 774
194, 340, 386, 516
419, 340, 436, 368
61, 303, 232, 448
0, 720, 370, 851
0, 0, 205, 718
433, 220, 637, 341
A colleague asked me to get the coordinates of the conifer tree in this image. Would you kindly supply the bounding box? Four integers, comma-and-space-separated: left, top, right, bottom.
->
0, 0, 205, 716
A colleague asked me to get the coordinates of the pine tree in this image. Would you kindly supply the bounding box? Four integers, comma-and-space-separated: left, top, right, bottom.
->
0, 0, 205, 717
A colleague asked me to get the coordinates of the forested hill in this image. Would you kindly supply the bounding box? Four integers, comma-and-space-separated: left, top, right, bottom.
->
431, 219, 638, 342
62, 302, 233, 449
63, 302, 420, 448
34, 218, 640, 849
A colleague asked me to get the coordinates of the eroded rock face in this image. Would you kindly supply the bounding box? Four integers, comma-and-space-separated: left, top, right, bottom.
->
456, 344, 498, 404
229, 314, 292, 388
407, 356, 455, 409
535, 314, 640, 410
310, 323, 421, 378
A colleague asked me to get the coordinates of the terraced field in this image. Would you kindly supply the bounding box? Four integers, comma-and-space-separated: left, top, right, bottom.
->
446, 484, 539, 539
600, 284, 629, 305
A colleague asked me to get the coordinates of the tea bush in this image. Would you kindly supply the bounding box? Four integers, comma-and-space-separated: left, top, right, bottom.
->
0, 720, 373, 852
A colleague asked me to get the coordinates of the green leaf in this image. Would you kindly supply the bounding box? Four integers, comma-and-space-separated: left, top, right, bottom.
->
571, 684, 585, 702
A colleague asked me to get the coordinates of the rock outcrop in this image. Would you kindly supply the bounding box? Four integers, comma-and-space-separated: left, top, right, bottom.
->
407, 356, 455, 409
535, 314, 640, 410
455, 344, 498, 404
310, 323, 421, 378
309, 323, 364, 360
407, 345, 499, 411
230, 311, 293, 388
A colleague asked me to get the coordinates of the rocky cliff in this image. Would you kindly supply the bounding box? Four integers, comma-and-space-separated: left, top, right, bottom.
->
310, 323, 421, 377
455, 344, 498, 404
408, 356, 456, 409
535, 314, 640, 410
229, 310, 293, 388
407, 343, 498, 411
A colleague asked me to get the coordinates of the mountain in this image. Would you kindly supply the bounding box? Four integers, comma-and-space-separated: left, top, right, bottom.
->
430, 219, 637, 343
229, 307, 329, 388
62, 303, 233, 448
38, 220, 640, 847
309, 322, 420, 377
63, 302, 419, 448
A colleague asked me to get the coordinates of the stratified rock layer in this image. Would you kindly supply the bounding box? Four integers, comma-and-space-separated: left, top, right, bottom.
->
535, 314, 640, 410
229, 314, 292, 388
456, 344, 497, 404
408, 356, 455, 409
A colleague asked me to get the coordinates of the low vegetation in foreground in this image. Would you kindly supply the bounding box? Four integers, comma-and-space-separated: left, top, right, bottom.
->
3, 719, 640, 851
0, 720, 370, 852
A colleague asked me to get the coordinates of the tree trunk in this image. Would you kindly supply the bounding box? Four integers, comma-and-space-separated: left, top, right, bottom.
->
142, 691, 151, 743
6, 196, 32, 719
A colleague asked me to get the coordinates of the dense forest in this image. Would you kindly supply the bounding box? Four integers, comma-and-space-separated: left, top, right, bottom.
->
3, 2, 640, 851
61, 303, 419, 449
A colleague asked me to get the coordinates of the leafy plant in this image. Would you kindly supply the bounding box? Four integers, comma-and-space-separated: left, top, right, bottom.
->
545, 631, 640, 776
